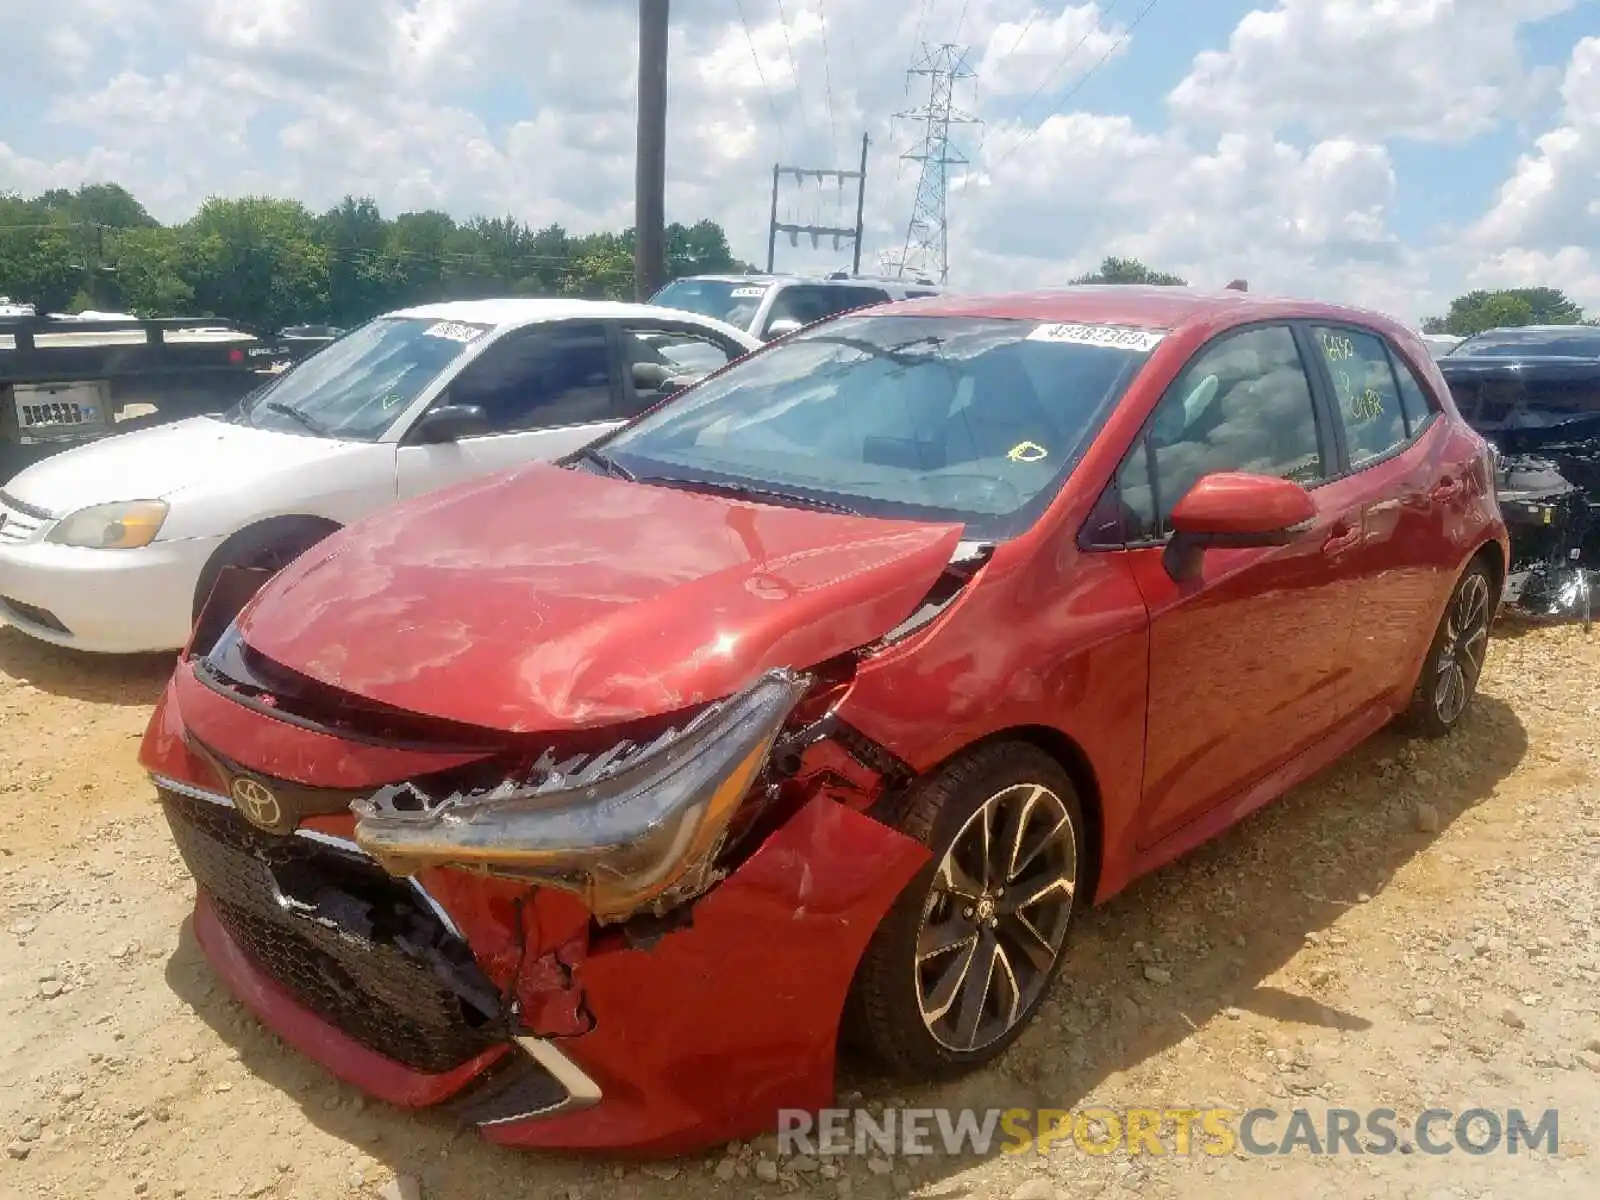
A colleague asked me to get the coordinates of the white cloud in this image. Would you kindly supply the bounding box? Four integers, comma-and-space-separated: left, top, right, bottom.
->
1170, 0, 1575, 143
1463, 35, 1600, 306
978, 4, 1126, 96
0, 0, 1593, 325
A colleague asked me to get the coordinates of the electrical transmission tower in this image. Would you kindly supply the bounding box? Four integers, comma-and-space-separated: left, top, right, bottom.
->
885, 43, 980, 284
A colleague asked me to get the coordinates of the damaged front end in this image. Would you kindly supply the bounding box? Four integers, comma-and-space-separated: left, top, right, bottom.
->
1494, 450, 1596, 628
1442, 357, 1600, 629
351, 668, 814, 923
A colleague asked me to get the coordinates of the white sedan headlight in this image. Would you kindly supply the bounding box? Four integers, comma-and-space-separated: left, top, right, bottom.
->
46, 500, 170, 550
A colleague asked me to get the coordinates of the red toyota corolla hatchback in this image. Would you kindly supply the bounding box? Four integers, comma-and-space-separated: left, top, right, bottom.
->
141, 287, 1507, 1156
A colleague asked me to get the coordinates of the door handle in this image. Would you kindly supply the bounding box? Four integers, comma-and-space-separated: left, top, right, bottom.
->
1431, 476, 1462, 502
1323, 521, 1361, 555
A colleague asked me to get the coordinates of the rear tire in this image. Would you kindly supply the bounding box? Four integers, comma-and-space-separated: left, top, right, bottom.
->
191, 518, 338, 624
1402, 559, 1494, 738
844, 742, 1085, 1079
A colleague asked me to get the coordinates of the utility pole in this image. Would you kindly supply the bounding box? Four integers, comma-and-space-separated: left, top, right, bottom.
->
634, 0, 669, 301
852, 133, 869, 276
765, 133, 870, 275
888, 43, 979, 285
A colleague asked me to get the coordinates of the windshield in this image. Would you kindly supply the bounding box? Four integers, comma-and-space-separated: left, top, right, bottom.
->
649, 278, 768, 330
229, 316, 490, 440
1444, 372, 1600, 435
1451, 327, 1600, 358
599, 314, 1157, 540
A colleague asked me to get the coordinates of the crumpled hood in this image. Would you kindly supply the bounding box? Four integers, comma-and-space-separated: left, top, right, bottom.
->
232, 463, 966, 732
5, 417, 370, 515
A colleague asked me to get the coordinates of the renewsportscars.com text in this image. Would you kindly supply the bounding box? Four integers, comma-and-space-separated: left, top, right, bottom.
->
776, 1106, 1561, 1158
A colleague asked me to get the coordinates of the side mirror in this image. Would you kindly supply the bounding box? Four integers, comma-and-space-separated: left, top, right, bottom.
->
1162, 471, 1316, 583
765, 318, 803, 340
412, 403, 489, 443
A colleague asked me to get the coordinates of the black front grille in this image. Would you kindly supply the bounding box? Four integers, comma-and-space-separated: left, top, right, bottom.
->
161, 788, 507, 1074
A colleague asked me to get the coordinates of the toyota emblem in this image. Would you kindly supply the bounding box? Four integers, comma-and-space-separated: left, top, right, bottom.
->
230, 776, 285, 831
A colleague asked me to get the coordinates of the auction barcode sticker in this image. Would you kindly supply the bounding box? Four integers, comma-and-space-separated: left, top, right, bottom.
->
424, 321, 487, 343
1027, 323, 1167, 352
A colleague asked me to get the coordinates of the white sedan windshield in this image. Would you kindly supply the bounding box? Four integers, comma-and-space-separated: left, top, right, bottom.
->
234, 316, 489, 440
603, 314, 1157, 539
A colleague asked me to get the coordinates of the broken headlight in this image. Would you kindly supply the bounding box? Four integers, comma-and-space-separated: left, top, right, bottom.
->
351, 668, 812, 922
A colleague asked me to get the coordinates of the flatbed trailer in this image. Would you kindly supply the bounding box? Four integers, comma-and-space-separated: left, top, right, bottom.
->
1, 315, 319, 482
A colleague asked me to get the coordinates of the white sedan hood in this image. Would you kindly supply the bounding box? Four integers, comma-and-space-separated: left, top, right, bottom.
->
4, 418, 371, 516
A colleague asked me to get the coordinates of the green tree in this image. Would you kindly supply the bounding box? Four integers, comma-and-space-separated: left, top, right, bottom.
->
1425, 287, 1588, 336
1071, 255, 1188, 286
105, 226, 194, 315
36, 183, 158, 230
0, 179, 749, 327
317, 196, 399, 326
184, 196, 330, 330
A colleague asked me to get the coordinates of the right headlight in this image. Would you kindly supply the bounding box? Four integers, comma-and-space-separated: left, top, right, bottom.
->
46, 500, 169, 549
352, 667, 813, 922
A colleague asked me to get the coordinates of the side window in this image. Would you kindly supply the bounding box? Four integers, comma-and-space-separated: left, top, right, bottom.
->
1143, 325, 1324, 531
1389, 350, 1439, 436
443, 323, 614, 433
763, 285, 886, 334
618, 324, 741, 414
764, 286, 836, 333
1309, 326, 1406, 468
834, 286, 892, 312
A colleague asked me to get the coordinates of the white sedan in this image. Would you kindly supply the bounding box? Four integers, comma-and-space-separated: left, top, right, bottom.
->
0, 298, 760, 653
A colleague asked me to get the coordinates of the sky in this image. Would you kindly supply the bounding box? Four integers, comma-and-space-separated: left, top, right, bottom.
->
0, 0, 1597, 327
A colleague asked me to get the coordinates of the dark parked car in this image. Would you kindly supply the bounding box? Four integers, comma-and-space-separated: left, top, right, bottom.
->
1446, 324, 1600, 359
142, 287, 1508, 1156
1438, 349, 1600, 621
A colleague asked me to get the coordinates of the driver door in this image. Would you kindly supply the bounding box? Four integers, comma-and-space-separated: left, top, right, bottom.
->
1106, 323, 1369, 849
395, 321, 625, 499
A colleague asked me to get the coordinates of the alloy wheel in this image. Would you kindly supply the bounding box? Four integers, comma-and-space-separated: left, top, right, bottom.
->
914, 782, 1078, 1053
1433, 572, 1491, 725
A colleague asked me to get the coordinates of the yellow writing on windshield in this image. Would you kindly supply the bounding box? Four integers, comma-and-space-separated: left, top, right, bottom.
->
1008, 441, 1049, 463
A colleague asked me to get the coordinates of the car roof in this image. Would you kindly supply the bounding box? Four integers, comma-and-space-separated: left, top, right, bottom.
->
866, 285, 1416, 336
663, 274, 933, 290
388, 297, 748, 334
1462, 324, 1600, 336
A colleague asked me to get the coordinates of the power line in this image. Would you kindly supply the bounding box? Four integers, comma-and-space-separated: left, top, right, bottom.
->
814, 0, 842, 165
732, 0, 794, 162
990, 9, 1041, 76
989, 0, 1159, 174
1002, 0, 1124, 132
953, 0, 973, 43
907, 0, 935, 94
772, 0, 809, 146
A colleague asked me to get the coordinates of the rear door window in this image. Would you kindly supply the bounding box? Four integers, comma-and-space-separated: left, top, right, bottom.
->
1308, 326, 1408, 468
443, 322, 617, 433
1390, 352, 1439, 435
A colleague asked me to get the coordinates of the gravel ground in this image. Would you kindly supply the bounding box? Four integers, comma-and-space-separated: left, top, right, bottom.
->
0, 617, 1596, 1200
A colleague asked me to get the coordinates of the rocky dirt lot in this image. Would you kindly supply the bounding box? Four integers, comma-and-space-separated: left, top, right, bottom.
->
0, 619, 1596, 1200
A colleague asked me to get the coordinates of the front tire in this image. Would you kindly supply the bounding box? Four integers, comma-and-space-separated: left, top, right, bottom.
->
845, 743, 1085, 1079
1403, 559, 1494, 737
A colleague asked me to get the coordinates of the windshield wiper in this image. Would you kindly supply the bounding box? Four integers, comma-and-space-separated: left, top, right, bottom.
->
640, 474, 860, 515
571, 445, 636, 481
264, 401, 330, 435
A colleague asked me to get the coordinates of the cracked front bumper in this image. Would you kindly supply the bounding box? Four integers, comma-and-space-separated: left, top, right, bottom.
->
159, 751, 930, 1155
